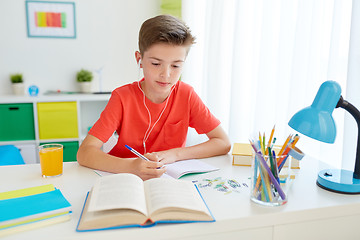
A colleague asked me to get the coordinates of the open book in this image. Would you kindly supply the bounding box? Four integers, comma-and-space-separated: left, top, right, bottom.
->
94, 159, 219, 179
76, 173, 214, 231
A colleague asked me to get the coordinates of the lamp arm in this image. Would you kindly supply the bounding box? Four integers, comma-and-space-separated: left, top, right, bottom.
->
336, 96, 360, 179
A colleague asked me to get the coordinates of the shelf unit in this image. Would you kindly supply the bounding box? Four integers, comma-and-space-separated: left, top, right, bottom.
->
0, 94, 110, 164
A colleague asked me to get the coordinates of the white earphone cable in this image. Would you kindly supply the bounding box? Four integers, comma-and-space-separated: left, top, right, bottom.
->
137, 81, 175, 153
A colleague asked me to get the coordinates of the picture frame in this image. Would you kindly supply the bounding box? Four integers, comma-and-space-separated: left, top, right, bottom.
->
25, 1, 76, 39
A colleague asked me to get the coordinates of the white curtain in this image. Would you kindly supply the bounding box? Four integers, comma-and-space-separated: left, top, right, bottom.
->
343, 1, 360, 171
182, 0, 353, 168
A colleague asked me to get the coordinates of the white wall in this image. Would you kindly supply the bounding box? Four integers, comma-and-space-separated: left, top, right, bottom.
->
0, 0, 160, 95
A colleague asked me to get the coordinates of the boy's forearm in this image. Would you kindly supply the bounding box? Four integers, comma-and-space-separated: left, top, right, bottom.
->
77, 145, 132, 174
174, 125, 231, 160
176, 137, 231, 161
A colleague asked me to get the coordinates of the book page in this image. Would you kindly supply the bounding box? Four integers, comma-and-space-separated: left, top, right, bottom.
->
144, 178, 210, 217
164, 159, 219, 179
87, 173, 148, 216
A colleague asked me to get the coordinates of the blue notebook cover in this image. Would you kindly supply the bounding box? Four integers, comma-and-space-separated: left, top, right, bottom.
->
76, 184, 215, 232
0, 189, 72, 225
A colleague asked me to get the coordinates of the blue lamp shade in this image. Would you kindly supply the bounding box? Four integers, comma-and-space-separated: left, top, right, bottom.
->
288, 81, 341, 143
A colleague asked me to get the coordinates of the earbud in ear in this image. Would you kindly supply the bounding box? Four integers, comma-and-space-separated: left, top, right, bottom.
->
138, 60, 142, 67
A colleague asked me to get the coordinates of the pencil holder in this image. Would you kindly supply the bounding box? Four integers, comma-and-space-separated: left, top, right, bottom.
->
250, 149, 292, 206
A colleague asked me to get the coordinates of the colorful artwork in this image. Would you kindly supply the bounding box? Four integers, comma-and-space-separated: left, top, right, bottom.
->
35, 12, 66, 28
26, 1, 76, 38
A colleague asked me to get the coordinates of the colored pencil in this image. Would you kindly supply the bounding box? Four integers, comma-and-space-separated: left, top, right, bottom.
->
278, 134, 292, 156
266, 125, 275, 154
250, 141, 286, 200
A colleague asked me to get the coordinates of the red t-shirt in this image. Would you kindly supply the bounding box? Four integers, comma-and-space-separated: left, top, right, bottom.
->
88, 80, 220, 157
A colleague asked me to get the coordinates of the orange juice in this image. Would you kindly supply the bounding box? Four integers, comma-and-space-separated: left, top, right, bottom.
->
39, 144, 63, 177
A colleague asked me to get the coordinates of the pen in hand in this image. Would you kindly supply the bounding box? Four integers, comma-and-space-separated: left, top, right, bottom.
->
125, 145, 150, 161
125, 145, 164, 170
125, 144, 164, 169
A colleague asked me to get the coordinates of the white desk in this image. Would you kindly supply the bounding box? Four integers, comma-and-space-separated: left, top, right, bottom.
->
1, 155, 360, 240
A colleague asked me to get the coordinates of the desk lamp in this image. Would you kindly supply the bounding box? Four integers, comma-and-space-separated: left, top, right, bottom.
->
288, 80, 360, 194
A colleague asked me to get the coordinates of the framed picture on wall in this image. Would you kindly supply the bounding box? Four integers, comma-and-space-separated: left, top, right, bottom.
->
25, 1, 76, 38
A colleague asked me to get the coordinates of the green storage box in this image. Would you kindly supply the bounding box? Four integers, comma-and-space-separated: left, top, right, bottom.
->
0, 103, 35, 141
40, 141, 79, 162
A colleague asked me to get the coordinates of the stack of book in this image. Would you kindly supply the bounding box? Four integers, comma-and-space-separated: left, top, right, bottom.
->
0, 184, 72, 237
232, 143, 300, 169
232, 143, 254, 166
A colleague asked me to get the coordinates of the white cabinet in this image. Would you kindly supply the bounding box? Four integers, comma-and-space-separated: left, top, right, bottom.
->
15, 143, 37, 164
0, 94, 110, 163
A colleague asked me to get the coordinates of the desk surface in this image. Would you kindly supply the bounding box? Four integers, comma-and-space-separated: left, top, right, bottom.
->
1, 155, 360, 240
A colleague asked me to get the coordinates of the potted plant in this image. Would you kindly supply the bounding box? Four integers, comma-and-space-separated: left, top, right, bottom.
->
10, 73, 25, 96
76, 69, 93, 93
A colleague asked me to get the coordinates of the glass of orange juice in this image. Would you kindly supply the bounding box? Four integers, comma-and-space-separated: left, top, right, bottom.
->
39, 144, 63, 178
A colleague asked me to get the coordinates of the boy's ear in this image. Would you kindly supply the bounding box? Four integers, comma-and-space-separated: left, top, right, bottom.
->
135, 51, 142, 66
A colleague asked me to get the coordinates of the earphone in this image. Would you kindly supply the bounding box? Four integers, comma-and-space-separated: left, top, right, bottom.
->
137, 59, 142, 82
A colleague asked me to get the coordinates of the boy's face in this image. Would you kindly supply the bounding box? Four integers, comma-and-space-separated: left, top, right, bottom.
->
139, 43, 187, 102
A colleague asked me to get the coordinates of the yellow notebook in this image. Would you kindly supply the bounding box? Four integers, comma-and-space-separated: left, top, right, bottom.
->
0, 184, 55, 200
0, 214, 71, 237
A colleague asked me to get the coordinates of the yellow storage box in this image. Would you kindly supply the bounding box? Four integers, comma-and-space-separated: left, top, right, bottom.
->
37, 102, 78, 139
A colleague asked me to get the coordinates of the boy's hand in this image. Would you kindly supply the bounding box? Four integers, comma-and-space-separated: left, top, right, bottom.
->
147, 149, 178, 165
132, 157, 166, 180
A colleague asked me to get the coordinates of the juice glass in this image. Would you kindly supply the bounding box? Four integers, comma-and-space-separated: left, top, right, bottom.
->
39, 144, 63, 178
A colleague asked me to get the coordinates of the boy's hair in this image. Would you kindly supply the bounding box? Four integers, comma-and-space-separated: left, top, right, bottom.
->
138, 15, 196, 56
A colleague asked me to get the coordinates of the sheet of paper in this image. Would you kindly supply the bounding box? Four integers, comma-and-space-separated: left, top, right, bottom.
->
165, 159, 219, 179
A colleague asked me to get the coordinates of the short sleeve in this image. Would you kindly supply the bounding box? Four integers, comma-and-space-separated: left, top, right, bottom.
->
188, 89, 220, 134
88, 91, 123, 143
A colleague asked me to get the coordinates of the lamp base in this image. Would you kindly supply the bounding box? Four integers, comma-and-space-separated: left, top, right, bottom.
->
317, 169, 360, 194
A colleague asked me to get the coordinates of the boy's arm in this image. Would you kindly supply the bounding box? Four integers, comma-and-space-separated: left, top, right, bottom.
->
153, 125, 231, 164
77, 134, 166, 180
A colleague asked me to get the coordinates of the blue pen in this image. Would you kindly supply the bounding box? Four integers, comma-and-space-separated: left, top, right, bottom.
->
272, 150, 280, 184
253, 140, 261, 190
125, 145, 150, 161
252, 140, 270, 202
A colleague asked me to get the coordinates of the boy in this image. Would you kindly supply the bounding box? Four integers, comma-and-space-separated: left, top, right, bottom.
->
77, 15, 231, 180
